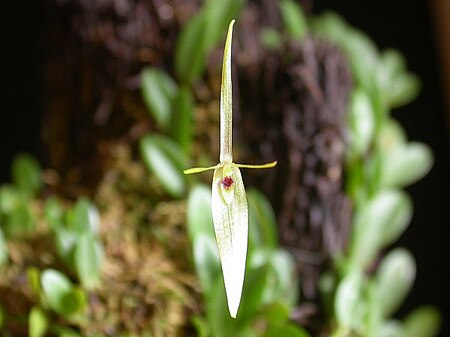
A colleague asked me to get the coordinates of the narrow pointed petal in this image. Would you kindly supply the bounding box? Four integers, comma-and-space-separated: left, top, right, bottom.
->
219, 20, 235, 163
235, 161, 278, 169
183, 165, 219, 175
211, 163, 248, 318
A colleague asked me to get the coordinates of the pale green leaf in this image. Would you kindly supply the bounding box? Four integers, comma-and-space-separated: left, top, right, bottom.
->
193, 234, 220, 294
41, 269, 74, 316
403, 306, 441, 337
373, 248, 416, 317
74, 232, 103, 289
279, 0, 308, 41
348, 190, 412, 271
0, 184, 19, 214
187, 184, 215, 242
141, 67, 178, 129
170, 86, 194, 153
29, 307, 48, 337
261, 302, 291, 325
377, 118, 407, 151
238, 264, 269, 322
203, 0, 244, 52
44, 196, 64, 229
260, 28, 283, 50
376, 320, 406, 337
381, 142, 433, 188
335, 271, 367, 330
27, 267, 42, 298
348, 88, 376, 156
0, 228, 7, 266
247, 188, 278, 250
208, 277, 238, 337
3, 196, 34, 236
175, 14, 207, 83
71, 198, 100, 235
54, 228, 78, 266
175, 0, 243, 84
377, 49, 421, 107
11, 153, 43, 196
140, 134, 186, 198
211, 163, 248, 318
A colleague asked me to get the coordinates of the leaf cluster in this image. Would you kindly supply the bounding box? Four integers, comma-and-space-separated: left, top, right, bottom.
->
310, 9, 439, 337
259, 2, 441, 336
0, 155, 103, 337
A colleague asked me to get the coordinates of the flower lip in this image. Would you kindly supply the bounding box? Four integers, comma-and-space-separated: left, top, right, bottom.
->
221, 176, 234, 189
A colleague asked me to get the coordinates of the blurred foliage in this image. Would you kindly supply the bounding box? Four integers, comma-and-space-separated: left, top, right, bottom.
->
304, 7, 438, 337
0, 1, 441, 336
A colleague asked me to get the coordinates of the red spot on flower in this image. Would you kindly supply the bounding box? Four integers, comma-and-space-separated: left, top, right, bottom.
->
221, 176, 234, 189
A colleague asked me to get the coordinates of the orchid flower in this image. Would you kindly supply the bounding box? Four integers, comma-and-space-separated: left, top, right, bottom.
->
183, 20, 277, 318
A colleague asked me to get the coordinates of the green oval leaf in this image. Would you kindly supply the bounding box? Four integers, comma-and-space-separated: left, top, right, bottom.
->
247, 189, 278, 250
67, 198, 100, 235
311, 12, 349, 45
265, 250, 298, 307
0, 184, 20, 214
403, 306, 441, 337
170, 86, 194, 154
261, 302, 291, 325
11, 153, 43, 196
41, 269, 79, 317
238, 264, 269, 322
193, 234, 220, 295
377, 118, 407, 151
141, 67, 178, 129
203, 0, 244, 51
335, 272, 367, 330
348, 190, 412, 271
279, 0, 308, 41
381, 142, 433, 188
54, 228, 78, 266
44, 196, 64, 229
344, 30, 379, 89
187, 184, 214, 242
348, 88, 375, 156
74, 233, 103, 289
175, 14, 208, 83
140, 134, 186, 198
0, 229, 7, 266
27, 267, 42, 298
260, 28, 283, 50
373, 248, 416, 317
3, 196, 34, 236
175, 0, 243, 84
29, 307, 48, 337
208, 277, 238, 337
377, 320, 406, 337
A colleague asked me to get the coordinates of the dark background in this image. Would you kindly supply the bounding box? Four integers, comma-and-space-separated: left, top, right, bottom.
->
2, 0, 449, 335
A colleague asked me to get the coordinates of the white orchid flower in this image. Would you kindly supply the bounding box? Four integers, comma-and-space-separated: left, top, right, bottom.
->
183, 20, 277, 318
